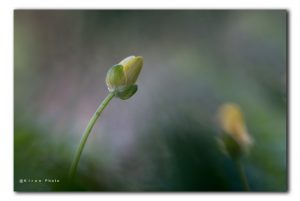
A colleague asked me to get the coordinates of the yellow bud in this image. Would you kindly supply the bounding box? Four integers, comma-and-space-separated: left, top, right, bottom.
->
105, 56, 143, 100
217, 103, 253, 157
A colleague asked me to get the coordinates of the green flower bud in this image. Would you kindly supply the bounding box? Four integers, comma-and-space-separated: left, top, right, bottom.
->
105, 56, 143, 100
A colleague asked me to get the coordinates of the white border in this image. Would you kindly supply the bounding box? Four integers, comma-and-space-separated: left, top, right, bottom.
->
0, 0, 298, 200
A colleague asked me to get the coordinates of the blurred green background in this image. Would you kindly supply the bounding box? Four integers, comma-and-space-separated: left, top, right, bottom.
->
14, 10, 287, 192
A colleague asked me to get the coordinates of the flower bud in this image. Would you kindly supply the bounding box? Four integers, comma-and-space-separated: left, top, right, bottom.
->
105, 56, 143, 100
217, 103, 253, 158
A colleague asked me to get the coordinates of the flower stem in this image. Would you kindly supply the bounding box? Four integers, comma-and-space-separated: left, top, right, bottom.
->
235, 158, 250, 191
69, 92, 115, 180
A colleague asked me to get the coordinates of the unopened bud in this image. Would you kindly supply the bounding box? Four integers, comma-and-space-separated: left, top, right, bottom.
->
105, 56, 143, 100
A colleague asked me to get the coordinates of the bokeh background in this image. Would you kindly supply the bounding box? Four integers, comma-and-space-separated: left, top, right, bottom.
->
14, 10, 287, 191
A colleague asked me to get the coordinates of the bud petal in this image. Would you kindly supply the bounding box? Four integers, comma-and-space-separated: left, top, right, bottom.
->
114, 85, 138, 100
120, 56, 143, 85
105, 64, 126, 92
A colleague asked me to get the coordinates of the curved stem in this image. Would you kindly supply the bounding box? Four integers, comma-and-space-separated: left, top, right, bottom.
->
235, 158, 250, 191
69, 92, 114, 179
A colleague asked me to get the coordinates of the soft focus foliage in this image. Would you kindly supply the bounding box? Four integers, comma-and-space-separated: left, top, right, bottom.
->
14, 10, 287, 191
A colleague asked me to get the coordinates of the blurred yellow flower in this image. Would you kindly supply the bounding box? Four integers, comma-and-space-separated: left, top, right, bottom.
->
217, 103, 253, 156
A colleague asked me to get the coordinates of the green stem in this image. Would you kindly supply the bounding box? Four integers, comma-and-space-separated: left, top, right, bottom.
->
69, 92, 114, 180
235, 158, 250, 191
